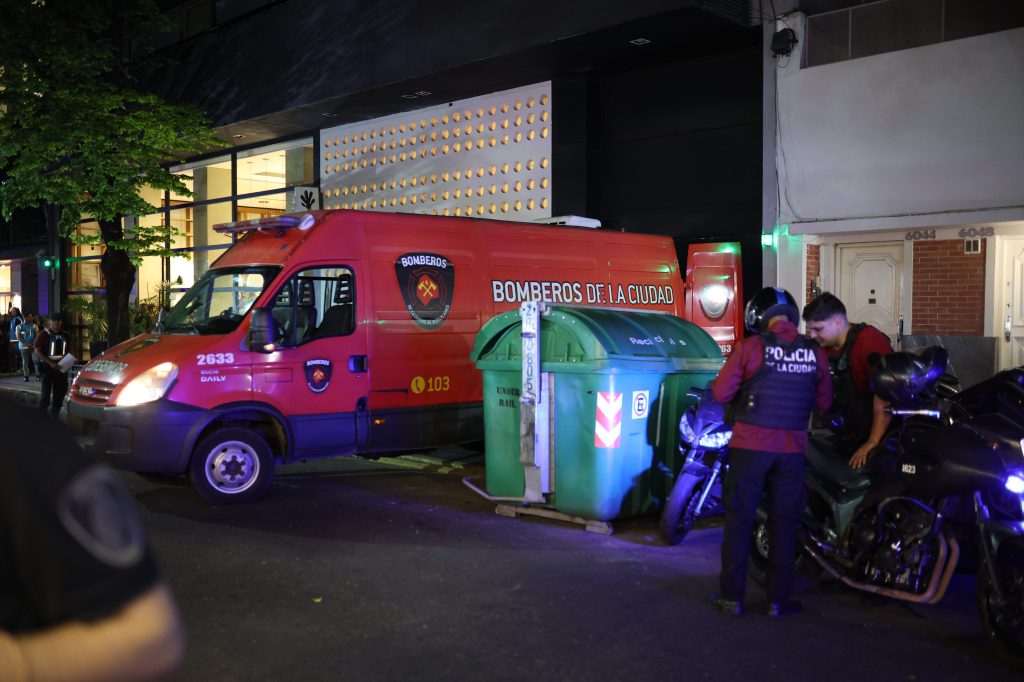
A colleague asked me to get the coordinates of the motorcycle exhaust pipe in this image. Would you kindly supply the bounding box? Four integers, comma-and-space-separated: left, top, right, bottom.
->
802, 535, 959, 605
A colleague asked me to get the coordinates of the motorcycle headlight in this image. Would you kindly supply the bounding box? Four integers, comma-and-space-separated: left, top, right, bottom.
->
1006, 469, 1024, 495
679, 413, 698, 445
115, 362, 178, 407
699, 429, 732, 449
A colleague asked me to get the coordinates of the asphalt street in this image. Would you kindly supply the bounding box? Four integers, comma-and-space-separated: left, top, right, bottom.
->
0, 374, 1020, 681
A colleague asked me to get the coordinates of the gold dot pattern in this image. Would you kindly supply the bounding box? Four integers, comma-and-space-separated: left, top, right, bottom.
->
320, 84, 552, 218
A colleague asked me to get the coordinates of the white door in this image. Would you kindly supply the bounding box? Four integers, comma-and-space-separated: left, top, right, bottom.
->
996, 237, 1024, 370
836, 243, 902, 344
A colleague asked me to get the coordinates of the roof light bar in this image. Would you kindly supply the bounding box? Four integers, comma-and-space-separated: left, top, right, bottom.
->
213, 214, 317, 235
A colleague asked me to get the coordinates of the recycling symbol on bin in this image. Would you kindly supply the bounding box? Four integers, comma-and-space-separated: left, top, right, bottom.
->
631, 390, 650, 420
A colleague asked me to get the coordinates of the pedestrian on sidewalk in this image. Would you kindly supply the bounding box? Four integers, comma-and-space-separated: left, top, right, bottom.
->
17, 313, 39, 382
7, 307, 24, 374
34, 313, 71, 416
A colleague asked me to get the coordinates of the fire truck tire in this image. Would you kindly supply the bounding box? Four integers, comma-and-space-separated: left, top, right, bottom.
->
190, 427, 275, 504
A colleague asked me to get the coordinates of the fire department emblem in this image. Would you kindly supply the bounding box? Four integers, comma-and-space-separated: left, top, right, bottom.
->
304, 358, 333, 393
394, 252, 455, 329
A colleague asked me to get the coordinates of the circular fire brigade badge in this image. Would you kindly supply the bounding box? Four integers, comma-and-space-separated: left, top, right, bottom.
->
394, 252, 455, 329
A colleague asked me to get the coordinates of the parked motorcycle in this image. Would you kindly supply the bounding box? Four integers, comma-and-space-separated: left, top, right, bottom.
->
749, 347, 1024, 665
658, 386, 732, 545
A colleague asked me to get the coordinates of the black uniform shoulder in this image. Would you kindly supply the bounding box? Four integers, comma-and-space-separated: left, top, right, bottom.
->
0, 399, 156, 631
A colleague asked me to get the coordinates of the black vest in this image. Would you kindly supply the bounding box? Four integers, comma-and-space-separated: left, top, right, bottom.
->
733, 332, 820, 431
828, 323, 875, 450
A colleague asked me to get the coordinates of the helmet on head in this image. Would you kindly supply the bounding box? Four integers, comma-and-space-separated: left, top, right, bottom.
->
744, 287, 799, 333
871, 347, 948, 407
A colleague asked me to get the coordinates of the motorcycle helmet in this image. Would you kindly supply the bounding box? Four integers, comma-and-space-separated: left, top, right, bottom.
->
919, 346, 950, 387
871, 347, 948, 407
744, 287, 799, 333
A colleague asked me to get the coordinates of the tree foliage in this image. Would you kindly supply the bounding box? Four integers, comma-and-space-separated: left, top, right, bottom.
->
0, 0, 220, 253
0, 0, 222, 344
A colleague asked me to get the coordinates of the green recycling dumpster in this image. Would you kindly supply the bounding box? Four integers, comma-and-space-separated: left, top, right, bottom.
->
470, 305, 723, 521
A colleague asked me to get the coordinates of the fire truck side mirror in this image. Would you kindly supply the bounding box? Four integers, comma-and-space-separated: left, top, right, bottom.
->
248, 308, 278, 354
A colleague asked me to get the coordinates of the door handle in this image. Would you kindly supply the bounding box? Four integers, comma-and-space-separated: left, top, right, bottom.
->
1006, 315, 1013, 342
348, 355, 368, 372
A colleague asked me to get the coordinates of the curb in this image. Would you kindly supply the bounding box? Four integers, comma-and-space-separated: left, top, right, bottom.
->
0, 383, 41, 408
0, 378, 68, 418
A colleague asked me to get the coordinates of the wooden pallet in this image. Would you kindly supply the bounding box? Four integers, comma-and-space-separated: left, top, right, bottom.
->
494, 503, 613, 535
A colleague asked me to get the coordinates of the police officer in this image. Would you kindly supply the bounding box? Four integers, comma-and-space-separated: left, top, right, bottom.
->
710, 287, 832, 617
34, 313, 71, 416
802, 293, 894, 470
0, 399, 185, 680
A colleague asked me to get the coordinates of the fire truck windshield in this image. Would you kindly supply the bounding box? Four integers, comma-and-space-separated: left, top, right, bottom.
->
162, 266, 280, 335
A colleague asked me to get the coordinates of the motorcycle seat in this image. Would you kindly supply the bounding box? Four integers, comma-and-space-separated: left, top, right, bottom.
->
806, 438, 872, 492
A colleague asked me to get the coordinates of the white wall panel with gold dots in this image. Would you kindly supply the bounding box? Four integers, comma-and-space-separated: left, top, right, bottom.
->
320, 82, 552, 220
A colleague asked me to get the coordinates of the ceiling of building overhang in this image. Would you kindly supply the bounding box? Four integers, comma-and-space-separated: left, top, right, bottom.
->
208, 4, 762, 146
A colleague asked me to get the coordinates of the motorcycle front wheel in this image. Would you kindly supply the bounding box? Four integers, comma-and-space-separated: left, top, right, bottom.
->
978, 545, 1024, 667
659, 472, 707, 545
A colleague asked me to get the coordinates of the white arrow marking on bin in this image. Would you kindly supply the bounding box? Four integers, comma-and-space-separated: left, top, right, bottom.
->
595, 392, 622, 448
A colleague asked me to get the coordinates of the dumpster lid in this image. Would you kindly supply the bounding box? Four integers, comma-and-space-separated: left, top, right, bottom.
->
471, 305, 724, 371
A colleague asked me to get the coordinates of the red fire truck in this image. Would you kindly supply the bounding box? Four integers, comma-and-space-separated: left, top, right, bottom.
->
68, 210, 740, 503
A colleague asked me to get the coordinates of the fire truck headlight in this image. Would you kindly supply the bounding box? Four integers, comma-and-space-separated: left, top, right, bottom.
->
116, 362, 179, 407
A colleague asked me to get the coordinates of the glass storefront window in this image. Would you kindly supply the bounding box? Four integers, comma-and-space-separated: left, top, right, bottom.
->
237, 193, 286, 221
167, 203, 233, 304
68, 138, 315, 311
170, 154, 233, 203
135, 209, 166, 305
236, 138, 314, 196
0, 264, 12, 313
69, 221, 103, 290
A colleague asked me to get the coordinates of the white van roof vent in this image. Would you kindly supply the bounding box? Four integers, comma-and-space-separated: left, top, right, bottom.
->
533, 215, 602, 229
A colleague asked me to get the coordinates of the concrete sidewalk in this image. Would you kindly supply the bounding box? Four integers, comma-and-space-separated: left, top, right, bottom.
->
0, 372, 42, 395
0, 372, 68, 415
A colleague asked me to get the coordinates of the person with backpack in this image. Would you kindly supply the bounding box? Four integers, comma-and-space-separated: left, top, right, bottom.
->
16, 313, 38, 381
802, 292, 895, 470
709, 287, 832, 618
8, 307, 24, 375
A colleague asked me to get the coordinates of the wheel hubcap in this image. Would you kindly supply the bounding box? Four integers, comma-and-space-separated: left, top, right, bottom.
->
206, 440, 260, 494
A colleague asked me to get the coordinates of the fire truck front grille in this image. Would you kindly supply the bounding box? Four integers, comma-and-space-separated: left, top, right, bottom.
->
74, 378, 115, 405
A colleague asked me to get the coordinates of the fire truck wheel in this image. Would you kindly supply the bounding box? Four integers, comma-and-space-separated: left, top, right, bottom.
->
190, 427, 275, 504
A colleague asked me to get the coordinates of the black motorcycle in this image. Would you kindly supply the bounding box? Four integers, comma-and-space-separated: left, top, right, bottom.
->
658, 386, 732, 545
749, 347, 1024, 665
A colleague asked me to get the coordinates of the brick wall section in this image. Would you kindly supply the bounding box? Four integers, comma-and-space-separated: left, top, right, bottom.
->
912, 239, 986, 335
806, 243, 820, 305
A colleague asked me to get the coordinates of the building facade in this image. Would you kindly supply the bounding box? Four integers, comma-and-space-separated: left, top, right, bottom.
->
767, 1, 1024, 383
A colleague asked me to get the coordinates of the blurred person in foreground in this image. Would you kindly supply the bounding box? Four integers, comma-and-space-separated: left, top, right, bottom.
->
0, 399, 185, 681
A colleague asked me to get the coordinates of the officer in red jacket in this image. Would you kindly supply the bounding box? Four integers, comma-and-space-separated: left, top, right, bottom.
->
710, 287, 832, 618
